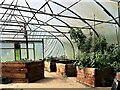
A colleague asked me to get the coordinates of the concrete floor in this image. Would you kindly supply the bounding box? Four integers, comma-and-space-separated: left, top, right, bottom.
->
0, 71, 111, 90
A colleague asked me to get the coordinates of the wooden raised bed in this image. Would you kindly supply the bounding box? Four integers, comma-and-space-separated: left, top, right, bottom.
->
76, 67, 114, 87
1, 61, 44, 83
56, 60, 76, 77
44, 60, 57, 72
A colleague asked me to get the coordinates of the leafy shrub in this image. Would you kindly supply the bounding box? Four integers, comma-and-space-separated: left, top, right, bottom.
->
70, 28, 120, 72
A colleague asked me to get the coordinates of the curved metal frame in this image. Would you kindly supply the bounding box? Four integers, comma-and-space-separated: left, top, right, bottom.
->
94, 0, 120, 46
36, 27, 66, 58
0, 0, 77, 59
94, 0, 120, 27
49, 0, 99, 37
1, 0, 117, 59
0, 6, 66, 59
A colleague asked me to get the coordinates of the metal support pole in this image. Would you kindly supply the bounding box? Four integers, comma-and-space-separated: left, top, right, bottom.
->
94, 14, 96, 37
93, 14, 96, 66
20, 43, 21, 60
14, 43, 16, 61
118, 2, 120, 46
42, 39, 44, 59
33, 43, 35, 61
24, 24, 29, 59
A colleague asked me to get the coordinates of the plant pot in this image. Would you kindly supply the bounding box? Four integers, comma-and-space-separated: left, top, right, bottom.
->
76, 66, 114, 87
56, 62, 76, 77
1, 61, 44, 83
44, 60, 57, 72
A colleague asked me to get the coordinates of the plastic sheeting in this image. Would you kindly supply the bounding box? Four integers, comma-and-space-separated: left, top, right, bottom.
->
0, 0, 119, 59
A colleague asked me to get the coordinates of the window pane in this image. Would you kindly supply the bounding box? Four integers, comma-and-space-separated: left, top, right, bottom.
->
0, 43, 14, 48
35, 43, 43, 60
29, 49, 34, 60
28, 43, 33, 48
21, 49, 27, 59
0, 49, 14, 62
21, 44, 26, 48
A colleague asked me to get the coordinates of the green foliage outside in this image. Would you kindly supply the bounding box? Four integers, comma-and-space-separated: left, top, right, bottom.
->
15, 49, 21, 61
15, 49, 33, 62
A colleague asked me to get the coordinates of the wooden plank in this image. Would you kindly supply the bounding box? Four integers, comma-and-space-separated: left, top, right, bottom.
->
2, 73, 26, 78
11, 78, 29, 83
56, 63, 76, 77
2, 63, 26, 68
2, 68, 28, 73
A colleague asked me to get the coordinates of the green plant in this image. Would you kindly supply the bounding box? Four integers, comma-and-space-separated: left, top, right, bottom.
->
70, 28, 86, 52
76, 52, 94, 69
15, 49, 21, 60
107, 45, 120, 72
17, 58, 32, 62
93, 51, 111, 70
92, 36, 107, 54
70, 28, 120, 72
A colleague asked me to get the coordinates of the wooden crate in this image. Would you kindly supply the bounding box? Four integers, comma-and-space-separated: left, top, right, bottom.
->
44, 61, 57, 72
76, 67, 114, 87
1, 61, 44, 83
56, 63, 76, 77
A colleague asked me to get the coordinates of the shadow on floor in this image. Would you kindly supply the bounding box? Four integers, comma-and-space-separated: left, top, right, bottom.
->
35, 77, 57, 83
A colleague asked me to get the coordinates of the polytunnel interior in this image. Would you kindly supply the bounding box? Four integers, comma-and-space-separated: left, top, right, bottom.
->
0, 0, 120, 61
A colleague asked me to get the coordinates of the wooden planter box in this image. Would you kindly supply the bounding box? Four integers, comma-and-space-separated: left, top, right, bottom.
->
1, 61, 44, 83
56, 62, 76, 77
44, 60, 57, 72
76, 67, 114, 87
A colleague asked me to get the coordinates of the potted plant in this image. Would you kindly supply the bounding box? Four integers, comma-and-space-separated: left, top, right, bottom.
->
107, 44, 120, 83
70, 28, 117, 87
